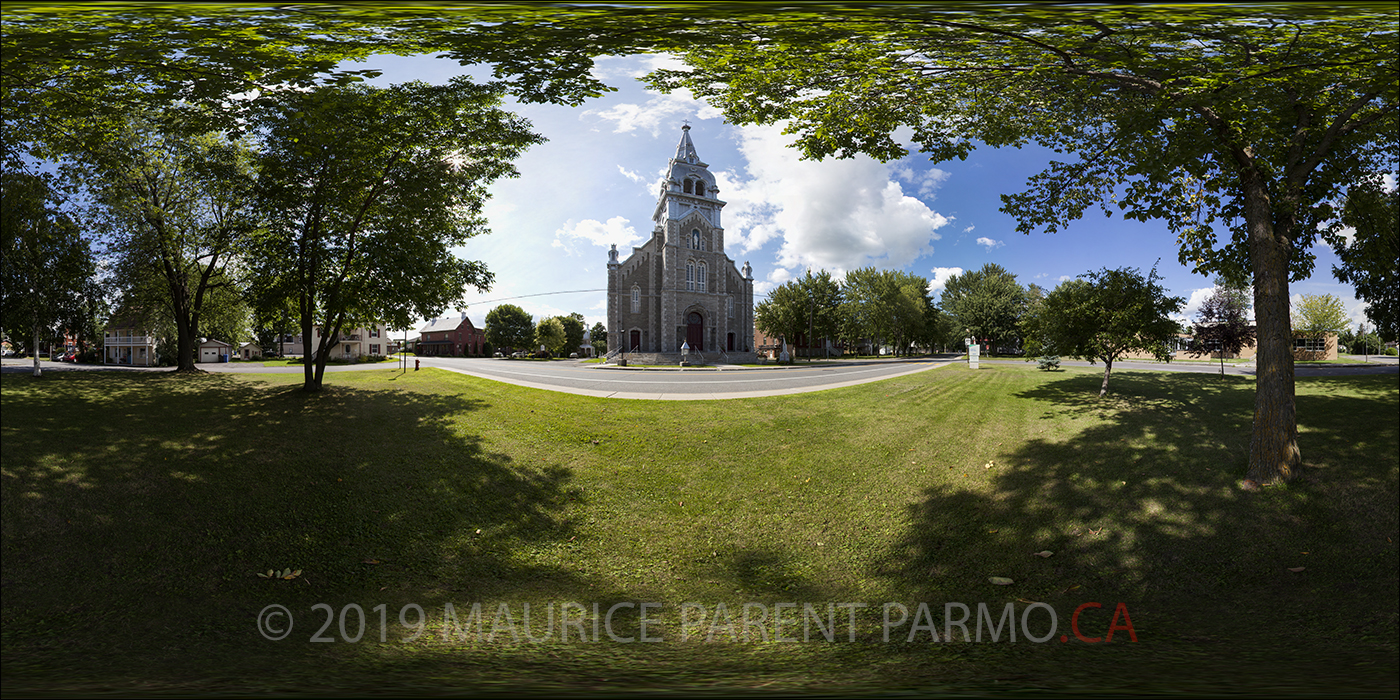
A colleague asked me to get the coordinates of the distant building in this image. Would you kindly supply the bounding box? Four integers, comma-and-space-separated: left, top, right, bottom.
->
1123, 329, 1339, 362
104, 315, 159, 366
416, 313, 486, 356
309, 324, 392, 359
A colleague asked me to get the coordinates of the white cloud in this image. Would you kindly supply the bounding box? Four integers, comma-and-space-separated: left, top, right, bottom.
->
582, 81, 721, 137
928, 267, 964, 294
963, 225, 976, 233
1383, 172, 1397, 193
1177, 287, 1216, 322
718, 123, 951, 275
617, 165, 646, 184
552, 216, 642, 255
590, 53, 688, 81
1058, 275, 1073, 283
893, 165, 951, 198
976, 237, 1004, 250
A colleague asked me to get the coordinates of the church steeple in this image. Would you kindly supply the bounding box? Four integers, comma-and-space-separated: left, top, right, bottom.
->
656, 125, 724, 233
673, 124, 703, 166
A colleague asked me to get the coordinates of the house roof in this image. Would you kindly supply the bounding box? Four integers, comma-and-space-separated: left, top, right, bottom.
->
418, 315, 480, 333
200, 339, 233, 348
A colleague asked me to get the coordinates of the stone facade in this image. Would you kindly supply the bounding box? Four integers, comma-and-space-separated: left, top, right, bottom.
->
607, 126, 755, 361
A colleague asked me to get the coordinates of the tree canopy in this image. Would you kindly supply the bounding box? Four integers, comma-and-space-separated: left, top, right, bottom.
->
1325, 183, 1398, 341
1292, 293, 1349, 336
1189, 283, 1258, 377
536, 317, 566, 357
486, 304, 534, 354
248, 78, 542, 391
1027, 266, 1183, 397
0, 170, 97, 375
938, 263, 1026, 352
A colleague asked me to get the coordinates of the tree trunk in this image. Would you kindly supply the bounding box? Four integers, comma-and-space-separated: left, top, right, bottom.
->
300, 310, 318, 393
175, 314, 198, 372
1243, 177, 1300, 484
32, 325, 42, 378
1099, 357, 1112, 397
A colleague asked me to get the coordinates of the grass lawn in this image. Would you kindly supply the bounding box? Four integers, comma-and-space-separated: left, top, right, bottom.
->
2, 364, 1396, 696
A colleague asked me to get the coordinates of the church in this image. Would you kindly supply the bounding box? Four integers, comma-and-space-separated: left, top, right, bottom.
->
606, 125, 755, 362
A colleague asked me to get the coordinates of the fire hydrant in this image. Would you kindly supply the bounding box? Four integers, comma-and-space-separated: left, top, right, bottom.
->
414, 358, 420, 371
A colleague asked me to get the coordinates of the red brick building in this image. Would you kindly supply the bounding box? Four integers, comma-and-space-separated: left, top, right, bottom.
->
416, 313, 486, 356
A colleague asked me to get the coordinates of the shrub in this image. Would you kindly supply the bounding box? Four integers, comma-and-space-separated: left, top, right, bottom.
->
1387, 347, 1398, 356
1036, 355, 1061, 371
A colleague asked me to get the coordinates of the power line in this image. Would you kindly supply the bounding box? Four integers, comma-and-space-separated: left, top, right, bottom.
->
462, 288, 608, 306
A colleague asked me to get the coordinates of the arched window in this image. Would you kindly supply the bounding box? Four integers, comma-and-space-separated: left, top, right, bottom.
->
631, 286, 640, 313
683, 179, 693, 194
698, 263, 707, 292
695, 181, 705, 197
727, 297, 733, 317
686, 262, 695, 291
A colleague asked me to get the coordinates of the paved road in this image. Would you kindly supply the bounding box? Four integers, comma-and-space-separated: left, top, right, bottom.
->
6, 354, 1393, 401
415, 356, 954, 399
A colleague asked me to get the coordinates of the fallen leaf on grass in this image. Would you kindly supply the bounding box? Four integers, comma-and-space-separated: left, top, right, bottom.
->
1288, 567, 1306, 573
989, 577, 1014, 586
362, 559, 380, 565
1033, 550, 1054, 558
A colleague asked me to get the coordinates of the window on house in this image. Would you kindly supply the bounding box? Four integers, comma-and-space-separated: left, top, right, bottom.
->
698, 263, 707, 292
631, 286, 640, 313
686, 262, 695, 291
370, 328, 380, 338
1294, 336, 1326, 352
370, 344, 380, 355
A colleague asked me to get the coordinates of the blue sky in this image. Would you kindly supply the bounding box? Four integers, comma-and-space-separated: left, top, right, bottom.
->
354, 52, 1379, 336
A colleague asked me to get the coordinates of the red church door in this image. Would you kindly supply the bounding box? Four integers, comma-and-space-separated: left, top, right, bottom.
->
687, 312, 704, 351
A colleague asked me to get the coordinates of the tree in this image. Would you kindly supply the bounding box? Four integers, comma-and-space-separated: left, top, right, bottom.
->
1019, 283, 1049, 357
798, 269, 843, 358
756, 280, 806, 361
1325, 183, 1398, 341
78, 124, 255, 372
1, 170, 97, 376
1292, 293, 1349, 339
757, 269, 843, 361
1190, 283, 1258, 377
249, 78, 543, 391
839, 267, 930, 356
1031, 266, 1184, 397
938, 263, 1026, 353
535, 317, 565, 357
558, 313, 585, 356
590, 322, 607, 352
486, 304, 533, 354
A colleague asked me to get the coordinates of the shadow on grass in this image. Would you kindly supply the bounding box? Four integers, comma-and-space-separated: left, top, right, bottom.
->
1, 371, 600, 671
874, 372, 1396, 670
